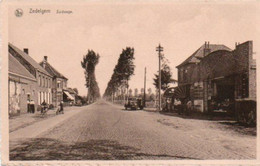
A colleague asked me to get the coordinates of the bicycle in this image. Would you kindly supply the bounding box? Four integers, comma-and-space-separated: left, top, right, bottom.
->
40, 106, 48, 116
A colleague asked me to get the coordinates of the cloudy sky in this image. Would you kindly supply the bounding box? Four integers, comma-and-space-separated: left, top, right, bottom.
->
8, 2, 259, 95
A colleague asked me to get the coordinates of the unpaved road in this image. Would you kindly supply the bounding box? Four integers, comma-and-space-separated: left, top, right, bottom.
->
10, 100, 256, 160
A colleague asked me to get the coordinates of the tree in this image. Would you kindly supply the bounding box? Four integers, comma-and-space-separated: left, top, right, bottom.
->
81, 50, 101, 102
149, 93, 156, 101
141, 88, 144, 94
103, 47, 135, 99
153, 55, 173, 91
134, 88, 138, 97
148, 88, 152, 95
129, 88, 133, 97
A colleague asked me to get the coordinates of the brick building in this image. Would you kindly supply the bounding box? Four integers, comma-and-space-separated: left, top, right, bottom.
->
9, 43, 53, 109
39, 56, 68, 107
175, 41, 256, 116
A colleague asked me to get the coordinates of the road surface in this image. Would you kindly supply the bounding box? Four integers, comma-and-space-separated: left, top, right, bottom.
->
10, 100, 256, 160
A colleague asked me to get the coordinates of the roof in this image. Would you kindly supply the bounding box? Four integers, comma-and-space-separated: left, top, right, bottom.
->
66, 88, 77, 94
9, 43, 52, 77
39, 61, 68, 80
176, 44, 232, 68
8, 53, 36, 81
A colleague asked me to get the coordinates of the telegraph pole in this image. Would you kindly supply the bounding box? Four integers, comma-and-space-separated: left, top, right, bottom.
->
143, 67, 147, 107
156, 44, 163, 111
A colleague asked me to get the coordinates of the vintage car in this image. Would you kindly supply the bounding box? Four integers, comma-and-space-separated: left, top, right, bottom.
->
124, 97, 143, 110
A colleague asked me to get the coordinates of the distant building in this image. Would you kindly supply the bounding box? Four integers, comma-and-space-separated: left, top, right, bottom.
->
39, 56, 68, 107
9, 43, 53, 108
63, 88, 77, 104
175, 41, 256, 115
8, 53, 37, 115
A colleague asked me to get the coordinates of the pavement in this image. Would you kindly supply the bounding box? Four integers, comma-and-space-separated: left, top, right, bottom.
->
9, 106, 82, 133
9, 99, 256, 160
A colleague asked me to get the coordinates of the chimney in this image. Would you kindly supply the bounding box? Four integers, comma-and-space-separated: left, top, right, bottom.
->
203, 41, 211, 56
43, 56, 47, 68
24, 48, 29, 55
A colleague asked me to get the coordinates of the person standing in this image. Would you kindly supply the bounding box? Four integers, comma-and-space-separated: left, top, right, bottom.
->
59, 101, 64, 113
41, 100, 47, 113
27, 99, 31, 113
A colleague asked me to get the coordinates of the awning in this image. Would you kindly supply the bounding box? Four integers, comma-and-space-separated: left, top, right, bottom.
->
64, 91, 75, 100
172, 85, 190, 99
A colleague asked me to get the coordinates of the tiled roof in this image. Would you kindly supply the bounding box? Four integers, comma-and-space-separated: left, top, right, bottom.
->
9, 43, 52, 77
9, 53, 36, 81
39, 61, 68, 80
176, 44, 232, 68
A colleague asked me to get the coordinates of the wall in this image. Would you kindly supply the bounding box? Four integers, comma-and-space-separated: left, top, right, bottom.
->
36, 70, 52, 105
178, 63, 198, 86
9, 74, 37, 115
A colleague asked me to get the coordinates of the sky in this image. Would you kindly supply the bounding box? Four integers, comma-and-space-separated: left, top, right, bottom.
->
8, 2, 260, 96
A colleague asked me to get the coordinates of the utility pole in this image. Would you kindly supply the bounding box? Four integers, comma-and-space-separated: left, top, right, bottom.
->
143, 67, 146, 107
156, 44, 163, 111
88, 76, 91, 104
126, 78, 129, 103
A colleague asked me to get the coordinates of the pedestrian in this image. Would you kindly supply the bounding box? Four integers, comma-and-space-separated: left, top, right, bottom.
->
41, 100, 47, 113
186, 100, 192, 116
175, 99, 182, 115
27, 99, 31, 113
59, 101, 64, 113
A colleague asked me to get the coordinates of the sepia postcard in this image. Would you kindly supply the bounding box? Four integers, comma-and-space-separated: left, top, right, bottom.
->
1, 0, 260, 165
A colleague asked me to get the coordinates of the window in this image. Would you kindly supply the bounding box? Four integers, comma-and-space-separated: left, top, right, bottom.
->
38, 75, 41, 86
57, 81, 61, 88
43, 76, 45, 87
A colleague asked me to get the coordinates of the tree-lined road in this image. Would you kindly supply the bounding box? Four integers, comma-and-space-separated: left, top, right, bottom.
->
10, 100, 255, 160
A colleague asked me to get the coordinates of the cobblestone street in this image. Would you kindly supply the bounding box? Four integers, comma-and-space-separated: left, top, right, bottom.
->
9, 100, 256, 160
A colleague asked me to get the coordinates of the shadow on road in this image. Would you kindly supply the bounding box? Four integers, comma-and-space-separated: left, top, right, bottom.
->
10, 138, 198, 160
159, 111, 234, 121
158, 112, 256, 136
217, 121, 256, 136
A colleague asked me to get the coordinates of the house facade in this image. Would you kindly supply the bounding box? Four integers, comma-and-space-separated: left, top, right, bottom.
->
9, 43, 53, 109
176, 41, 256, 115
8, 53, 37, 115
39, 56, 68, 107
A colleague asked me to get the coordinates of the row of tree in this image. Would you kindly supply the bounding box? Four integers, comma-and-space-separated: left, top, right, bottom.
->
81, 50, 101, 102
103, 47, 135, 98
